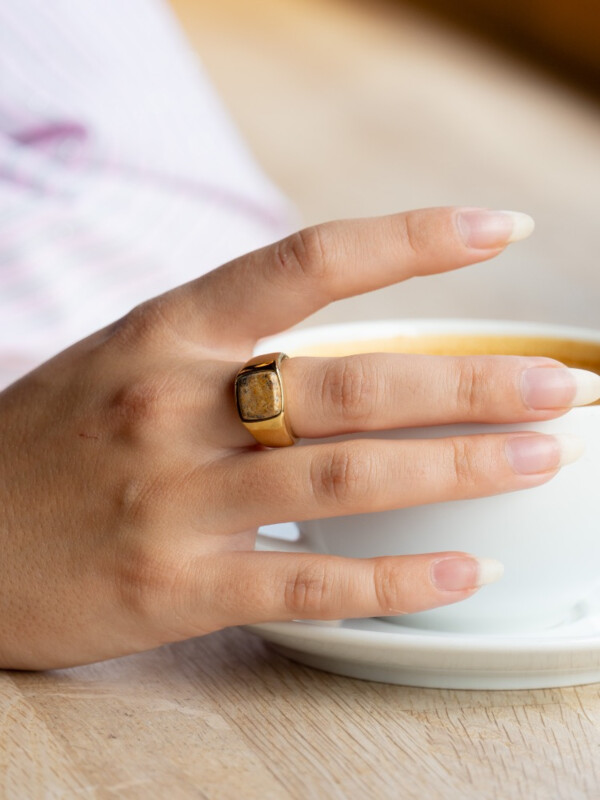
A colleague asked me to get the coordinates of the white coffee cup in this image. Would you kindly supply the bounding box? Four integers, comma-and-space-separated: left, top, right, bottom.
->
257, 319, 600, 634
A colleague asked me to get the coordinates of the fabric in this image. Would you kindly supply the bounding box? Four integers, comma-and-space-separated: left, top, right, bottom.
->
0, 0, 295, 388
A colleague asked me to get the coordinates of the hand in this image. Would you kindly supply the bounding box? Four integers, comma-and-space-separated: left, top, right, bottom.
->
0, 207, 589, 669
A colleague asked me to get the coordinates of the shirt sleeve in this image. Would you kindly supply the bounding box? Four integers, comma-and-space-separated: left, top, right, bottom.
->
0, 0, 296, 387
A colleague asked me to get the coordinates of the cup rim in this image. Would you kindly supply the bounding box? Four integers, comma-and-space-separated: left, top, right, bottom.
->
259, 318, 600, 353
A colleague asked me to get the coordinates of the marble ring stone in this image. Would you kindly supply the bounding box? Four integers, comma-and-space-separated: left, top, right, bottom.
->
234, 352, 296, 447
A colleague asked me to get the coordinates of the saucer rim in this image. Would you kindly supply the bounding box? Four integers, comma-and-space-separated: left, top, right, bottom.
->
244, 616, 600, 654
255, 531, 600, 649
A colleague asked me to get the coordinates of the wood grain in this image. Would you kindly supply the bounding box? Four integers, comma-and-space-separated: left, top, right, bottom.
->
3, 629, 600, 798
3, 0, 600, 796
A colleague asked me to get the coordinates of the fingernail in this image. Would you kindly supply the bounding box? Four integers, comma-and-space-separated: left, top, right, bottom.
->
456, 209, 535, 249
505, 433, 584, 474
431, 556, 504, 591
521, 367, 600, 409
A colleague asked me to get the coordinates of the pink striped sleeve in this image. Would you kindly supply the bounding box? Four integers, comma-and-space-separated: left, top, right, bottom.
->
0, 0, 295, 388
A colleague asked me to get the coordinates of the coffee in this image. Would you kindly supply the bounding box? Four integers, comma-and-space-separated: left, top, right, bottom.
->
259, 320, 600, 634
292, 333, 600, 375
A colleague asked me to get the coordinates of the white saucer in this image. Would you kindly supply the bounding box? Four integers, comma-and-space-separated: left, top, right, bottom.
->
250, 529, 600, 689
245, 591, 600, 690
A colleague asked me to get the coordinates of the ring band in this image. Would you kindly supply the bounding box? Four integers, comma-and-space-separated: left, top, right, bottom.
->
234, 352, 297, 447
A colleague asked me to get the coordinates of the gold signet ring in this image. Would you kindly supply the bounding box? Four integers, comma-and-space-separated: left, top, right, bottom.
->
234, 352, 297, 447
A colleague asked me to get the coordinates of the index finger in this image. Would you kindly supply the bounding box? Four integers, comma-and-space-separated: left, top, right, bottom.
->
161, 206, 533, 348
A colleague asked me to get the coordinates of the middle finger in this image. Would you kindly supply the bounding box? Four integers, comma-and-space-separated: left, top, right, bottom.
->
218, 354, 600, 447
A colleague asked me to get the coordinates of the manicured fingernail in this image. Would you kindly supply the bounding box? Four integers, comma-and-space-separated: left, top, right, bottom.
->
431, 556, 504, 591
505, 433, 584, 474
456, 209, 535, 249
521, 367, 600, 409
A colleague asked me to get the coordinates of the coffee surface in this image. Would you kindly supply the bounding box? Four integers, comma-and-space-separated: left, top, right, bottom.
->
292, 334, 600, 375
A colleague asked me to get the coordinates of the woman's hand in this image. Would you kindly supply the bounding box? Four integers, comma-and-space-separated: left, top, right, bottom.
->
0, 207, 591, 669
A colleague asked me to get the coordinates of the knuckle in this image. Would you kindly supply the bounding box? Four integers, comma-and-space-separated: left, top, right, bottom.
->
108, 376, 172, 435
372, 559, 405, 615
274, 225, 330, 282
448, 438, 479, 490
324, 356, 377, 426
116, 543, 181, 621
113, 472, 194, 620
454, 359, 486, 416
312, 443, 373, 508
283, 560, 331, 617
397, 211, 423, 258
109, 298, 176, 350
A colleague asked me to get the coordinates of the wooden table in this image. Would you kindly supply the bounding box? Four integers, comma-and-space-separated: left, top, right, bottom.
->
4, 0, 600, 796
3, 629, 600, 798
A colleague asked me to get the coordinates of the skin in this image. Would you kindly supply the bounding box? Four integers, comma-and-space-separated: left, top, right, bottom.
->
0, 207, 572, 670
